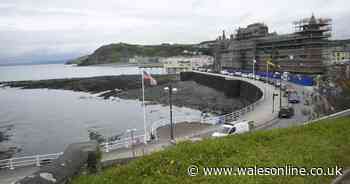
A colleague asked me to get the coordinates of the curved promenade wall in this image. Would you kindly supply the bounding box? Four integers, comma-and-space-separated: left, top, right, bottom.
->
180, 72, 263, 104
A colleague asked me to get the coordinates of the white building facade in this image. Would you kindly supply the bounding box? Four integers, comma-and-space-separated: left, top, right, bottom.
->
161, 55, 214, 74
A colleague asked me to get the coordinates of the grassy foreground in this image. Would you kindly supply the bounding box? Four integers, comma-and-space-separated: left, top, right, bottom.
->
71, 116, 350, 184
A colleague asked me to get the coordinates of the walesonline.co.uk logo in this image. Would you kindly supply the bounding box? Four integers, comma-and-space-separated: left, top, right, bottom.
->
187, 165, 343, 177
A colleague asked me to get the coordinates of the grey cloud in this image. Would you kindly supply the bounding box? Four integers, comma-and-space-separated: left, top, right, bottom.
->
0, 0, 348, 64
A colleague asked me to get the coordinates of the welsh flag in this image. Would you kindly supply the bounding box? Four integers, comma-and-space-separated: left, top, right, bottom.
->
143, 71, 157, 86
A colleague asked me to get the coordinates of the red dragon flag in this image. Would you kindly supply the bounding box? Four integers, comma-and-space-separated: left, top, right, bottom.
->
143, 71, 157, 86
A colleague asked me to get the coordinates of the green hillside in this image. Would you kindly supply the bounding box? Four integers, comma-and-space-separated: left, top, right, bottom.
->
68, 43, 211, 66
71, 116, 350, 184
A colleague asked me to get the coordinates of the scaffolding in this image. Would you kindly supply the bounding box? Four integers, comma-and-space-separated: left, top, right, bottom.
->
215, 15, 333, 74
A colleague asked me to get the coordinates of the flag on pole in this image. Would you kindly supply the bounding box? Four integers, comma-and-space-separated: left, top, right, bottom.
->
140, 70, 157, 144
143, 71, 157, 86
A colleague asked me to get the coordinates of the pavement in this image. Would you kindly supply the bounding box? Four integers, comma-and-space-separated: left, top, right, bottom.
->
102, 122, 215, 162
0, 166, 38, 184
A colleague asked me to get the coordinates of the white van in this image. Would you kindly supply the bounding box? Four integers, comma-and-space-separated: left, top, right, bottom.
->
212, 120, 251, 137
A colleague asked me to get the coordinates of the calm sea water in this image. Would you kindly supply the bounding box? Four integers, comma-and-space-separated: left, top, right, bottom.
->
0, 64, 165, 82
0, 64, 200, 156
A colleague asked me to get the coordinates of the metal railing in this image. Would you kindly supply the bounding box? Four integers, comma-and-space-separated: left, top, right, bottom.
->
100, 134, 145, 153
0, 152, 63, 170
304, 108, 350, 125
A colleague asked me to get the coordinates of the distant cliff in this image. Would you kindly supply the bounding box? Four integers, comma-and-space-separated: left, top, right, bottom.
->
67, 43, 212, 66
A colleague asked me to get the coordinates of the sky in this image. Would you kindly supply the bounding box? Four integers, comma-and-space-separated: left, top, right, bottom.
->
0, 0, 349, 64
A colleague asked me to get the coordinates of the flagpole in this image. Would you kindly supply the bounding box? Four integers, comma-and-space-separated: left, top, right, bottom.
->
141, 70, 147, 144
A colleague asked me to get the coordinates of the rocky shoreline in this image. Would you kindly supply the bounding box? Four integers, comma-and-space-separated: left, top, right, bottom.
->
0, 126, 19, 160
1, 74, 249, 115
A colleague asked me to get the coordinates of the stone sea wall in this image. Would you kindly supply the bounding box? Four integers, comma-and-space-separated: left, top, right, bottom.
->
180, 72, 262, 104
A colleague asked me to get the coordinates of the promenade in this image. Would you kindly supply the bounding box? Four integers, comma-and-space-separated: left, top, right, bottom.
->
102, 71, 281, 163
0, 71, 307, 184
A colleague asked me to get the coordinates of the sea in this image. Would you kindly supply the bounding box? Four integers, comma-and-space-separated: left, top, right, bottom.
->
0, 64, 201, 156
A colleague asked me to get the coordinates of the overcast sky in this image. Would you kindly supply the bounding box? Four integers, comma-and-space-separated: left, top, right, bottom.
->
0, 0, 349, 64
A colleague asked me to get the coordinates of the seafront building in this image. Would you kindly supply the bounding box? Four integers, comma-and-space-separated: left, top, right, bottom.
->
129, 55, 214, 74
325, 40, 350, 65
128, 56, 163, 64
162, 55, 214, 74
214, 15, 334, 74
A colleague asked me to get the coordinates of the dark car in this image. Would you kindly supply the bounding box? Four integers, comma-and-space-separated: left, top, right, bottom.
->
278, 106, 295, 118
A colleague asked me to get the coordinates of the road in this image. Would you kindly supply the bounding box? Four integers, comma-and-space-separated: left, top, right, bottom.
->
260, 82, 315, 130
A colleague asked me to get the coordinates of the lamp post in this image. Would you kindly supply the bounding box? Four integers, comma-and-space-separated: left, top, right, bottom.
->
279, 65, 284, 110
164, 85, 178, 142
253, 59, 256, 79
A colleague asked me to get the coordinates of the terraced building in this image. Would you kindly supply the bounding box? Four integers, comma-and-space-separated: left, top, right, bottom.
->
214, 15, 332, 74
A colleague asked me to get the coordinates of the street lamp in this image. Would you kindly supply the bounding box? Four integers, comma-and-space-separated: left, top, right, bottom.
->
253, 59, 256, 79
126, 128, 137, 158
164, 85, 178, 143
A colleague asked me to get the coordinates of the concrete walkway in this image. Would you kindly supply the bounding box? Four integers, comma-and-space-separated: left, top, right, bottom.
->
102, 122, 214, 162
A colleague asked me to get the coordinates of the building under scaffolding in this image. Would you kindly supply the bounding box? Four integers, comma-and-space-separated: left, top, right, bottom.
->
214, 15, 332, 74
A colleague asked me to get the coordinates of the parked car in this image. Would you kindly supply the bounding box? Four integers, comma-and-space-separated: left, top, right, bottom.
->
274, 81, 281, 87
248, 73, 254, 79
278, 106, 295, 118
282, 72, 289, 81
254, 75, 261, 80
234, 71, 242, 76
220, 70, 229, 75
212, 120, 252, 137
241, 73, 249, 78
288, 92, 300, 103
